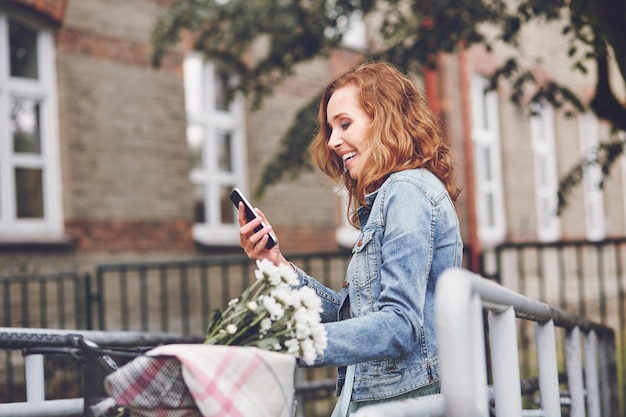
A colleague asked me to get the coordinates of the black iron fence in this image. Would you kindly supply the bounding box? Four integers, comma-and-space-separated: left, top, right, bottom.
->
0, 252, 351, 415
1, 239, 625, 414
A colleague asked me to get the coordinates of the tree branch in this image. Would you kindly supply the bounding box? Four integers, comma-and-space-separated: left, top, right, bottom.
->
589, 51, 626, 132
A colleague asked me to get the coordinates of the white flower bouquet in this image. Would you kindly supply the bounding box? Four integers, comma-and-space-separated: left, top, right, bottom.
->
204, 259, 328, 365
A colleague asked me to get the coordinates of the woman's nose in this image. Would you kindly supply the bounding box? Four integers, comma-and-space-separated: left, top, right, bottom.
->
327, 130, 342, 149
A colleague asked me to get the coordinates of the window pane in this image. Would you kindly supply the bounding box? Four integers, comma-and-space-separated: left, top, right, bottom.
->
475, 144, 492, 182
9, 19, 38, 79
483, 147, 492, 181
15, 168, 44, 218
193, 184, 206, 223
214, 67, 230, 111
485, 193, 495, 227
220, 186, 235, 224
481, 92, 489, 130
217, 131, 233, 172
187, 124, 204, 170
11, 98, 41, 154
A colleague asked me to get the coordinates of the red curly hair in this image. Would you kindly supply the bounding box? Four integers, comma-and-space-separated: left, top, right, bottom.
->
310, 61, 459, 227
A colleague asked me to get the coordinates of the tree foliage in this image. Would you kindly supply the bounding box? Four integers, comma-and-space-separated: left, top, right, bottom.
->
152, 0, 626, 205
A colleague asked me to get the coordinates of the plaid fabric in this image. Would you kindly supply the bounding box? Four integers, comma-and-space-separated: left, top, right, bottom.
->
102, 344, 296, 417
103, 354, 200, 417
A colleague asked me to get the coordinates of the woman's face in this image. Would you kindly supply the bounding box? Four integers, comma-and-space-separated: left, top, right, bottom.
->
326, 85, 372, 180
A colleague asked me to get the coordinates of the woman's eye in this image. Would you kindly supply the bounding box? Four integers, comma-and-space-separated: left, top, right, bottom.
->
341, 122, 350, 130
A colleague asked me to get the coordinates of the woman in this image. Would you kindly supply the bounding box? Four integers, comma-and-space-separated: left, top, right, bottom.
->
237, 61, 463, 416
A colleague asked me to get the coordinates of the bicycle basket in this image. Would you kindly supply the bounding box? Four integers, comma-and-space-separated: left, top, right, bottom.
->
79, 340, 201, 417
77, 339, 147, 417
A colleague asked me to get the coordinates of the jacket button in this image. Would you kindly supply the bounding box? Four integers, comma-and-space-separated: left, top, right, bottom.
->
357, 239, 363, 246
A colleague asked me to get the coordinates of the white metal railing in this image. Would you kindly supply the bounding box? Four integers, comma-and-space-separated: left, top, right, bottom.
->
355, 268, 618, 417
1, 268, 618, 417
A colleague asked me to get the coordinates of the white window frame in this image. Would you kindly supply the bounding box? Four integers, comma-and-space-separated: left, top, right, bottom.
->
578, 111, 605, 241
0, 11, 63, 239
470, 75, 506, 245
530, 101, 560, 241
184, 54, 248, 246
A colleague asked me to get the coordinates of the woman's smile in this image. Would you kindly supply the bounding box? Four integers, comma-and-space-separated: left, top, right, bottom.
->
326, 85, 372, 179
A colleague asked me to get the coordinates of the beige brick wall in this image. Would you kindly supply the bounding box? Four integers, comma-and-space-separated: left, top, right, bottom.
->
57, 56, 190, 221
49, 0, 195, 253
4, 0, 625, 261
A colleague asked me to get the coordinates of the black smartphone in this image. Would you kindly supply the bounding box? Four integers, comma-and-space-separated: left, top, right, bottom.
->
229, 187, 278, 249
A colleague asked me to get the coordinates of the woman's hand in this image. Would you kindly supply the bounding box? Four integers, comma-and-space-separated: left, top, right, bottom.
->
237, 202, 287, 266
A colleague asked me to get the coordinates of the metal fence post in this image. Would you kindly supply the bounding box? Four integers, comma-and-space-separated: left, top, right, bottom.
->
535, 319, 561, 417
585, 331, 601, 417
565, 326, 585, 417
84, 273, 93, 330
488, 306, 523, 417
24, 354, 45, 402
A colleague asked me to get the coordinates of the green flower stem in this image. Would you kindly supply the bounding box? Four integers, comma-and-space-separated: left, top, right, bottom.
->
205, 304, 271, 345
204, 268, 305, 348
219, 308, 271, 345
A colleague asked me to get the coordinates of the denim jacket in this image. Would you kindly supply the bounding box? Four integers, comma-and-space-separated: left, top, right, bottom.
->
294, 168, 463, 402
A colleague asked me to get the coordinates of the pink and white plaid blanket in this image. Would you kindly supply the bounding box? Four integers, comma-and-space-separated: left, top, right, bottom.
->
102, 344, 296, 417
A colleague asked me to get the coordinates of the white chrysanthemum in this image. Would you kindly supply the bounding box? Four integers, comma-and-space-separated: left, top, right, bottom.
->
254, 268, 264, 281
299, 286, 322, 312
256, 258, 282, 287
271, 286, 300, 307
205, 258, 327, 363
277, 263, 299, 286
255, 258, 274, 273
255, 259, 283, 286
311, 321, 328, 352
294, 307, 312, 339
300, 338, 317, 365
284, 338, 300, 355
260, 318, 272, 331
262, 295, 285, 320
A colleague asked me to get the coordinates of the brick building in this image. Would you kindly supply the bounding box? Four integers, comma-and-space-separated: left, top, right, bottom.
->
0, 0, 624, 273
0, 0, 347, 274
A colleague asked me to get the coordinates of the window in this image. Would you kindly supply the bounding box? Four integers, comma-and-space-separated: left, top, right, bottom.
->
184, 55, 248, 245
530, 101, 560, 241
470, 75, 506, 245
578, 112, 605, 241
0, 12, 62, 239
